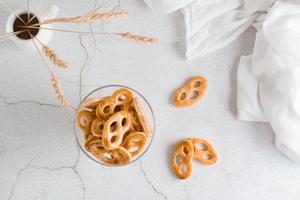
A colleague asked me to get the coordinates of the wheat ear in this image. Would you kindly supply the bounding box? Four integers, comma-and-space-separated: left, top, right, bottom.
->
42, 12, 129, 24
117, 32, 158, 44
51, 73, 70, 108
41, 45, 69, 68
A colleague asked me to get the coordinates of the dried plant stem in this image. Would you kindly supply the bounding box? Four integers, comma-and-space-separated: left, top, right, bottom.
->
36, 38, 69, 69
0, 30, 27, 43
42, 12, 129, 24
29, 31, 73, 109
117, 32, 158, 44
20, 26, 159, 44
51, 73, 72, 108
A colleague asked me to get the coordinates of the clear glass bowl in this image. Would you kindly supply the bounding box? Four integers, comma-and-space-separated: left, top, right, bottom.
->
74, 85, 155, 166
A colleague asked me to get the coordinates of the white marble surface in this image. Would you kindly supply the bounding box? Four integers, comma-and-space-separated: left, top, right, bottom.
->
0, 0, 300, 200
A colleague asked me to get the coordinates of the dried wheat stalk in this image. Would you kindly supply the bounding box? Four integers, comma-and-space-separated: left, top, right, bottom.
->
51, 73, 70, 108
42, 12, 129, 24
42, 45, 69, 68
117, 32, 158, 44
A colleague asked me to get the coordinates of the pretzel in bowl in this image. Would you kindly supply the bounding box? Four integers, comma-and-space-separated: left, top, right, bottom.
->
188, 138, 218, 165
132, 98, 152, 137
102, 111, 132, 150
76, 110, 96, 138
91, 117, 106, 138
173, 76, 207, 107
171, 140, 194, 180
82, 97, 104, 110
96, 89, 133, 119
121, 132, 147, 157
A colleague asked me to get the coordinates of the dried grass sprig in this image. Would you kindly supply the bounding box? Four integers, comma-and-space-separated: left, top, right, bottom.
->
117, 32, 158, 44
41, 45, 69, 68
51, 73, 71, 108
42, 12, 129, 24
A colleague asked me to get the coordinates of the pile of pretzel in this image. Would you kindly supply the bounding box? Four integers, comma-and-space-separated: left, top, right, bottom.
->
76, 88, 152, 165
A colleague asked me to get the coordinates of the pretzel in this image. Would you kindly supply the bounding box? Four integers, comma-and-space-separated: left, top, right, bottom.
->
122, 132, 147, 157
188, 138, 218, 165
112, 146, 132, 164
102, 111, 132, 150
76, 110, 96, 138
82, 97, 104, 110
112, 88, 133, 105
96, 96, 130, 119
132, 98, 152, 137
85, 135, 115, 164
172, 140, 194, 180
173, 76, 207, 107
91, 117, 106, 137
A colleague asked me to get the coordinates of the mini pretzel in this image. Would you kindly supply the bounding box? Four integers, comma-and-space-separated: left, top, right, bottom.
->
112, 146, 132, 164
173, 76, 207, 107
76, 110, 96, 138
102, 111, 132, 150
85, 135, 102, 151
82, 97, 104, 110
91, 118, 105, 137
172, 140, 194, 180
188, 138, 218, 165
132, 98, 152, 137
122, 132, 147, 157
96, 97, 130, 119
112, 88, 133, 105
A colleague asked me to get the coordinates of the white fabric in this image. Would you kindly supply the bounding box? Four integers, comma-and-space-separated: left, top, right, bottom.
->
143, 0, 273, 60
237, 1, 300, 162
143, 0, 194, 14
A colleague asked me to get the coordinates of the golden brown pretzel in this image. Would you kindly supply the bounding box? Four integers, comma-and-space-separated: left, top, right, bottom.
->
91, 117, 106, 137
132, 98, 152, 137
112, 88, 133, 105
82, 97, 104, 110
173, 76, 208, 107
102, 111, 132, 150
172, 140, 194, 180
112, 146, 132, 164
76, 110, 96, 138
121, 132, 147, 157
188, 138, 218, 165
95, 97, 117, 119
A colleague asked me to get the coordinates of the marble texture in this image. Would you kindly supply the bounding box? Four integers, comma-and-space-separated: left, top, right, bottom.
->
0, 0, 300, 200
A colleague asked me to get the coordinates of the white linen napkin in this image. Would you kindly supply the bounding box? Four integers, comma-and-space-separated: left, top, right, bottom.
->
237, 1, 300, 162
143, 0, 273, 60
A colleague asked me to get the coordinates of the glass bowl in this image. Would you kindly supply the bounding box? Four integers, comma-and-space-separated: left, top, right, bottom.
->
74, 85, 155, 166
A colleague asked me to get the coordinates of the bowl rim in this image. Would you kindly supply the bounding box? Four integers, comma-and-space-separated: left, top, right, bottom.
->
73, 84, 156, 167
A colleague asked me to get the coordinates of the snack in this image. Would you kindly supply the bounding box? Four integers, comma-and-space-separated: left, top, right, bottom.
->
132, 98, 152, 137
91, 118, 106, 137
96, 89, 133, 119
172, 140, 194, 180
76, 110, 96, 138
122, 132, 147, 157
188, 138, 217, 165
171, 137, 218, 180
102, 111, 132, 150
173, 76, 207, 107
76, 88, 152, 165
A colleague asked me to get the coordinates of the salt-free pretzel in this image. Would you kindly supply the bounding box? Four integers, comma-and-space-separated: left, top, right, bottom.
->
188, 138, 218, 165
85, 135, 116, 165
76, 110, 96, 138
102, 110, 132, 150
82, 97, 104, 110
112, 146, 132, 164
173, 76, 207, 107
122, 132, 147, 157
132, 98, 152, 137
96, 89, 132, 119
172, 140, 194, 180
112, 88, 133, 105
91, 117, 106, 137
